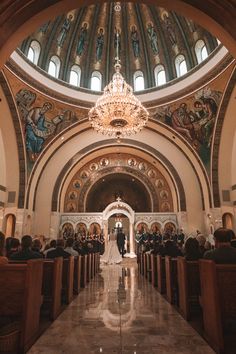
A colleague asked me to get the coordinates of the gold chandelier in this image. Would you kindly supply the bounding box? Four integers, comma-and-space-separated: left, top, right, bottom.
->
88, 32, 149, 140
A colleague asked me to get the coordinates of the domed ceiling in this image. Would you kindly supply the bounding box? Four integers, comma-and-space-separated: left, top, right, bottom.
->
18, 1, 219, 91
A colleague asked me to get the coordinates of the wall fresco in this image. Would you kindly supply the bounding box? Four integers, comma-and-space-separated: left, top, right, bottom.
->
8, 80, 88, 174
150, 86, 223, 173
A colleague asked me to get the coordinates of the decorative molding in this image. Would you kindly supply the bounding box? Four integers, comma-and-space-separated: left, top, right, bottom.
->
0, 72, 26, 209
212, 67, 236, 207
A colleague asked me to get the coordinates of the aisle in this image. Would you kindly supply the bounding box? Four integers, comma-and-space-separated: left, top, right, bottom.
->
28, 259, 214, 354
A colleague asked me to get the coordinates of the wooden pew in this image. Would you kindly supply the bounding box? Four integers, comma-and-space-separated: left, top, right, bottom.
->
0, 260, 43, 353
73, 256, 82, 295
165, 256, 178, 304
177, 257, 201, 320
151, 254, 158, 287
157, 255, 166, 294
199, 260, 236, 354
62, 256, 74, 304
41, 258, 63, 320
81, 255, 88, 288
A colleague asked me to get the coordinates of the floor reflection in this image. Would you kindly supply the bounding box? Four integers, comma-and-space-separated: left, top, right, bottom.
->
28, 259, 214, 354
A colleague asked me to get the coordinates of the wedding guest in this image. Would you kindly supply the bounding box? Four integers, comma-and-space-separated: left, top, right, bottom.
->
204, 228, 236, 263
32, 238, 44, 256
47, 239, 70, 259
184, 237, 202, 261
196, 234, 207, 256
10, 235, 43, 260
44, 239, 56, 256
161, 240, 182, 257
64, 237, 78, 256
6, 237, 20, 258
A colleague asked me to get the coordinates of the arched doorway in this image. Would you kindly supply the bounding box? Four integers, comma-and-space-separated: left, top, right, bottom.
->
103, 200, 136, 258
108, 213, 129, 252
222, 213, 233, 229
4, 214, 16, 237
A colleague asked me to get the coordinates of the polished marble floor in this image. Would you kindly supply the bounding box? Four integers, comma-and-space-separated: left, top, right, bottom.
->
28, 259, 214, 354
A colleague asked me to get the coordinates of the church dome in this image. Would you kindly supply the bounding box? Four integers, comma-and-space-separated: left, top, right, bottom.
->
18, 2, 219, 92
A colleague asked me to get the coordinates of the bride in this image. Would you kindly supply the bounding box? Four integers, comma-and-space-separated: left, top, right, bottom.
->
101, 230, 122, 264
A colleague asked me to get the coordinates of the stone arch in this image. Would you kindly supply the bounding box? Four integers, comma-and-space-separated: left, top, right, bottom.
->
103, 201, 136, 257
222, 212, 234, 229
3, 213, 16, 237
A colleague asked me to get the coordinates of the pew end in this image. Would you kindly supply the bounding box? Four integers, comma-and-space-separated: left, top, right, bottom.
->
199, 260, 236, 354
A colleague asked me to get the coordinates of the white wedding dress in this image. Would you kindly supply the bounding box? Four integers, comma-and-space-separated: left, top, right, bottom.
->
101, 233, 122, 264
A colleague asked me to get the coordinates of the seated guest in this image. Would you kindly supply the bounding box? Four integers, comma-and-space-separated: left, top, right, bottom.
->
196, 234, 207, 256
204, 228, 236, 263
161, 240, 183, 257
47, 239, 71, 259
184, 237, 202, 261
64, 237, 78, 256
6, 237, 20, 258
32, 238, 44, 256
74, 241, 87, 256
0, 231, 8, 264
5, 236, 14, 258
10, 235, 43, 260
204, 240, 212, 251
44, 239, 57, 256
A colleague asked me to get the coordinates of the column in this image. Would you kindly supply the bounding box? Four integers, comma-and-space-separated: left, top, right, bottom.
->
103, 220, 108, 245
125, 222, 136, 258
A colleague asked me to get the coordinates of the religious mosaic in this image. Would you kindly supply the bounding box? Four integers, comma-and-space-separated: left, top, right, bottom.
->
18, 3, 219, 91
64, 153, 173, 213
150, 86, 223, 173
14, 87, 86, 170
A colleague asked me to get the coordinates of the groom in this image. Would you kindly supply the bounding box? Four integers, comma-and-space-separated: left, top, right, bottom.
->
117, 229, 126, 257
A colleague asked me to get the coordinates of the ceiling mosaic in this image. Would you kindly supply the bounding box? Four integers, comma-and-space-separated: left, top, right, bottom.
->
18, 2, 218, 90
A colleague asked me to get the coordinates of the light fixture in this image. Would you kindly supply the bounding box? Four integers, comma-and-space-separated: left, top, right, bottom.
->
88, 30, 149, 141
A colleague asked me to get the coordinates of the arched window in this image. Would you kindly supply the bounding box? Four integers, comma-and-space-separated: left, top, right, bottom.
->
27, 40, 41, 65
175, 54, 188, 77
154, 65, 166, 86
195, 39, 208, 64
91, 71, 102, 91
48, 55, 60, 78
69, 65, 81, 87
134, 71, 145, 91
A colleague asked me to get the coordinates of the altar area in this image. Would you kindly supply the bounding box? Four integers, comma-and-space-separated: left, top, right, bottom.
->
60, 200, 178, 257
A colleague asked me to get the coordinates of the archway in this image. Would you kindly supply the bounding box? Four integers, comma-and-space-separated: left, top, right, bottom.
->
222, 213, 233, 229
108, 213, 129, 253
103, 200, 136, 258
4, 214, 16, 237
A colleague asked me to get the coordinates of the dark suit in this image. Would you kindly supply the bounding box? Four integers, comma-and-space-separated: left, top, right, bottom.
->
10, 248, 43, 260
47, 247, 71, 259
117, 232, 125, 257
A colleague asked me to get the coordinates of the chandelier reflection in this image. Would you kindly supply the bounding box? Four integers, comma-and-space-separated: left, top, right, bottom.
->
88, 31, 149, 140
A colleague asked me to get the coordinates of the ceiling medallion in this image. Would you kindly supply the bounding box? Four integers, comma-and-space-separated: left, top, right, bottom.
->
88, 30, 149, 141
